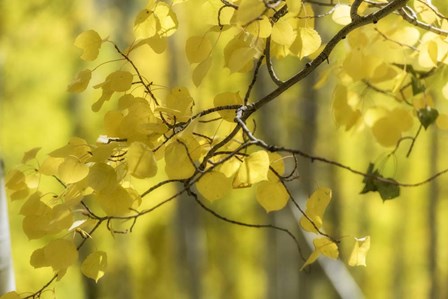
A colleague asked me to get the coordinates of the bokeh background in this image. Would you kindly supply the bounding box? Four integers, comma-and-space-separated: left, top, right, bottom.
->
1, 0, 448, 298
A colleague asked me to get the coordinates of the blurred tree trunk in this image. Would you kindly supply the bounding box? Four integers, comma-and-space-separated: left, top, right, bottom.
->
0, 161, 16, 295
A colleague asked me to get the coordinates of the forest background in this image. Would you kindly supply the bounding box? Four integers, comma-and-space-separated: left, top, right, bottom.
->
1, 0, 448, 298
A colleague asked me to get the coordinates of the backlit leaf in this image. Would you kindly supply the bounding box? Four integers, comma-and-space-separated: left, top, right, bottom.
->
87, 163, 117, 192
165, 139, 198, 180
246, 16, 272, 38
67, 69, 92, 93
192, 56, 212, 87
290, 27, 321, 59
233, 150, 270, 188
22, 147, 41, 163
332, 4, 351, 25
30, 239, 78, 273
81, 251, 108, 283
256, 180, 289, 212
186, 36, 212, 64
300, 187, 332, 233
236, 0, 265, 25
271, 18, 296, 47
74, 30, 102, 61
348, 236, 371, 267
0, 292, 21, 299
58, 157, 89, 184
196, 171, 232, 201
301, 237, 338, 270
127, 142, 158, 179
96, 185, 134, 216
213, 91, 243, 121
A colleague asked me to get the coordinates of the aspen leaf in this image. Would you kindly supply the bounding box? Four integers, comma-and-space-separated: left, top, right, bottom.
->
165, 140, 197, 180
348, 236, 371, 267
58, 157, 89, 184
196, 171, 232, 201
96, 185, 134, 216
127, 142, 158, 179
256, 181, 289, 212
300, 187, 331, 233
371, 108, 413, 147
67, 69, 92, 93
39, 156, 64, 176
233, 150, 270, 188
236, 0, 265, 25
286, 0, 302, 14
227, 46, 258, 73
332, 4, 351, 25
290, 27, 321, 59
246, 16, 272, 38
22, 147, 41, 163
95, 70, 134, 93
213, 91, 243, 121
192, 56, 212, 87
332, 85, 361, 131
163, 87, 194, 122
301, 237, 339, 270
186, 36, 212, 64
74, 30, 102, 61
134, 12, 159, 39
267, 152, 285, 181
417, 107, 439, 129
271, 19, 297, 47
218, 157, 242, 178
87, 163, 117, 192
0, 292, 21, 299
154, 3, 178, 37
81, 251, 108, 282
31, 239, 78, 273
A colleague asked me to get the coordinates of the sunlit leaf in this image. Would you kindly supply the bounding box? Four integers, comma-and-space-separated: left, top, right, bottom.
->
213, 91, 243, 121
301, 237, 339, 270
299, 187, 332, 233
31, 239, 78, 273
256, 180, 289, 212
87, 163, 117, 192
96, 185, 134, 216
196, 171, 232, 201
236, 0, 265, 25
271, 18, 297, 47
74, 30, 102, 61
332, 4, 351, 25
165, 139, 198, 180
67, 69, 92, 93
186, 35, 212, 64
348, 236, 371, 267
290, 27, 321, 59
233, 150, 270, 188
246, 16, 272, 38
192, 56, 212, 87
127, 141, 158, 179
22, 147, 41, 163
0, 292, 21, 299
81, 251, 108, 282
58, 157, 89, 184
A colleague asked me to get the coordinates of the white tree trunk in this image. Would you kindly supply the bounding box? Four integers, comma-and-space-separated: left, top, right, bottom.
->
0, 162, 15, 294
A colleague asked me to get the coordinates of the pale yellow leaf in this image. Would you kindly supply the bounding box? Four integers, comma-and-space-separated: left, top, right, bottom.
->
0, 292, 21, 299
67, 69, 92, 93
236, 0, 265, 25
192, 56, 212, 87
348, 236, 371, 267
186, 36, 212, 64
196, 171, 232, 201
271, 19, 297, 47
81, 251, 108, 282
22, 147, 41, 163
233, 150, 270, 188
256, 180, 289, 212
96, 185, 134, 216
165, 139, 198, 180
58, 157, 89, 184
74, 30, 102, 61
227, 46, 257, 73
43, 239, 78, 272
290, 27, 321, 59
300, 187, 332, 233
246, 16, 272, 38
332, 4, 351, 25
213, 91, 243, 121
127, 142, 158, 179
87, 163, 117, 192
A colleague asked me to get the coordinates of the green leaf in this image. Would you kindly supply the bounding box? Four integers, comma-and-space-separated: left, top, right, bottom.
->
360, 163, 400, 200
376, 178, 400, 200
417, 107, 439, 129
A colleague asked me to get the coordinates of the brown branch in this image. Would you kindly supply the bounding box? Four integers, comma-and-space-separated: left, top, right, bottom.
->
399, 6, 448, 37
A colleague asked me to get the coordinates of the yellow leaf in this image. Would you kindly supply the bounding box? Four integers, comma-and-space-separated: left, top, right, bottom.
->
0, 292, 21, 299
96, 185, 134, 216
246, 16, 272, 38
5, 169, 27, 191
127, 142, 158, 179
227, 46, 258, 73
186, 36, 212, 64
371, 108, 412, 147
67, 69, 92, 93
233, 150, 270, 188
58, 157, 89, 184
31, 239, 79, 272
39, 156, 64, 176
299, 187, 332, 233
74, 30, 102, 61
213, 91, 243, 121
332, 85, 361, 131
236, 0, 265, 25
256, 180, 289, 212
290, 27, 321, 59
332, 4, 351, 25
153, 3, 178, 37
22, 147, 41, 163
267, 152, 285, 181
95, 70, 134, 93
301, 237, 339, 270
271, 18, 297, 47
162, 87, 194, 122
164, 139, 197, 180
192, 56, 212, 87
134, 10, 159, 39
348, 236, 371, 267
218, 157, 242, 178
196, 171, 232, 201
81, 251, 108, 282
87, 163, 117, 192
49, 137, 90, 158
286, 0, 302, 14
443, 82, 448, 99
